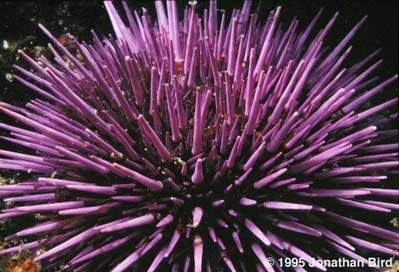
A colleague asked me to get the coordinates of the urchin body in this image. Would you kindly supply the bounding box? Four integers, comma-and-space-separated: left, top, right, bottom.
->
0, 1, 398, 271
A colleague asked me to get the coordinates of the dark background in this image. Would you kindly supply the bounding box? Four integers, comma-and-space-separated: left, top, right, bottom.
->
0, 0, 397, 107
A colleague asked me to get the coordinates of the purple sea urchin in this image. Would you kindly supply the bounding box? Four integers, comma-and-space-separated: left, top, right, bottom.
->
0, 0, 398, 271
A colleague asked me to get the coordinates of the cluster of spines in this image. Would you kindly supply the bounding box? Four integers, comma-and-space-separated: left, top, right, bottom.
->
0, 1, 398, 271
